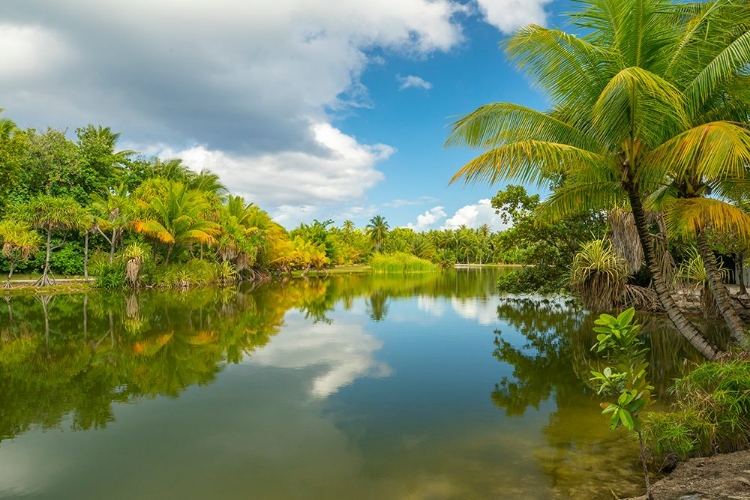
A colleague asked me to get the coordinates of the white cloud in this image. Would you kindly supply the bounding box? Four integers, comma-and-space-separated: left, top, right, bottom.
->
397, 74, 433, 90
0, 24, 70, 82
249, 314, 392, 398
146, 122, 393, 228
474, 0, 552, 34
443, 199, 508, 231
407, 206, 447, 231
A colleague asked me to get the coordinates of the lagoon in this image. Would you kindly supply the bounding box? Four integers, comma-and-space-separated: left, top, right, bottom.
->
0, 270, 711, 499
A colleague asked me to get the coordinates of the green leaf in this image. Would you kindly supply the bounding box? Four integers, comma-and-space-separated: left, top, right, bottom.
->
619, 409, 634, 430
617, 307, 635, 326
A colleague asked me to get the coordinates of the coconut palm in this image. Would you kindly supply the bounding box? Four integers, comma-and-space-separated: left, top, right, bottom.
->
133, 181, 219, 264
366, 215, 389, 252
446, 0, 750, 358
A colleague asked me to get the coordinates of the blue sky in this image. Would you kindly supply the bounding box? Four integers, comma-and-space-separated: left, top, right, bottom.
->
0, 0, 572, 231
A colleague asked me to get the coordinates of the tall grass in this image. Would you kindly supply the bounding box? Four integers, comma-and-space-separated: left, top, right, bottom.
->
370, 252, 437, 274
643, 360, 750, 467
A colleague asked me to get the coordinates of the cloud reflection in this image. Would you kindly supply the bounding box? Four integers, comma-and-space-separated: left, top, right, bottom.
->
249, 313, 391, 398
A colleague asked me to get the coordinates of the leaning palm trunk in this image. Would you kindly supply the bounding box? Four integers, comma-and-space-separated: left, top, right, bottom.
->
696, 230, 747, 346
625, 185, 720, 360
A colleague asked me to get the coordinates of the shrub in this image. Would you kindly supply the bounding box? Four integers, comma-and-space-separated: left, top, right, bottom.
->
571, 239, 628, 311
96, 262, 127, 289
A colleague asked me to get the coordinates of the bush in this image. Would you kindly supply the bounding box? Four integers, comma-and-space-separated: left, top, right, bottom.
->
49, 241, 85, 275
96, 262, 127, 289
370, 252, 437, 273
643, 360, 750, 467
497, 266, 569, 295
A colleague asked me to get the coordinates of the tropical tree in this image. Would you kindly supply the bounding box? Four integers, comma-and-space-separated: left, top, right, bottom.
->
75, 124, 134, 193
366, 215, 389, 252
14, 195, 87, 286
446, 0, 750, 358
0, 220, 41, 286
133, 181, 219, 264
0, 111, 27, 212
90, 185, 134, 263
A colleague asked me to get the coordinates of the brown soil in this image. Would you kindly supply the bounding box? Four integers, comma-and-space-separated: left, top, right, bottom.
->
625, 449, 750, 500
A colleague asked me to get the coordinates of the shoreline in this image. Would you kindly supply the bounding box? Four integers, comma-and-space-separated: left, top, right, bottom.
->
623, 448, 750, 499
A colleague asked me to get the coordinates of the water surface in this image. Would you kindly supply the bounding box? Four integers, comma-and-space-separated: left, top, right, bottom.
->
0, 270, 709, 499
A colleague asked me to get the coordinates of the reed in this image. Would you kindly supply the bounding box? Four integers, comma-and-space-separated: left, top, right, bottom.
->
369, 252, 437, 274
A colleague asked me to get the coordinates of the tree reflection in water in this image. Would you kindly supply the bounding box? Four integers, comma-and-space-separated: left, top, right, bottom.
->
489, 296, 726, 498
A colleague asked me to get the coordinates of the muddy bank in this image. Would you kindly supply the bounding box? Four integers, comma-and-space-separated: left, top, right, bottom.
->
624, 449, 750, 500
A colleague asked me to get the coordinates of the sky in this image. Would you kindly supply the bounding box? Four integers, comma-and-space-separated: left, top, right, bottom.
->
0, 0, 571, 231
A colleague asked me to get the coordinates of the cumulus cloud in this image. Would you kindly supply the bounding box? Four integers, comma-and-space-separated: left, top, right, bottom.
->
0, 0, 465, 152
397, 74, 433, 90
474, 0, 552, 34
407, 206, 447, 231
443, 199, 508, 231
142, 122, 392, 227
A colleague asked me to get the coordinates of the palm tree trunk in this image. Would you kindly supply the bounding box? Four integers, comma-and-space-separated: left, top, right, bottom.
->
84, 230, 89, 281
38, 227, 53, 286
696, 230, 747, 346
737, 252, 747, 296
110, 228, 117, 263
165, 244, 174, 264
625, 185, 720, 360
5, 262, 14, 288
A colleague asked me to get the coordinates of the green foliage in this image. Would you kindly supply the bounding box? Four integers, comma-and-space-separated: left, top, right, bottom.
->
49, 242, 85, 276
497, 266, 569, 295
96, 262, 127, 289
491, 185, 606, 294
590, 307, 655, 497
370, 252, 437, 273
642, 360, 750, 463
590, 308, 654, 431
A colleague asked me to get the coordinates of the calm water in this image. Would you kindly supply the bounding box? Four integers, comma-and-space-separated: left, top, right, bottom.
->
0, 270, 711, 499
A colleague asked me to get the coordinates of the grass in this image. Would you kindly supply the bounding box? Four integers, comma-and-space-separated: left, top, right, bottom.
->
370, 252, 437, 274
642, 359, 750, 468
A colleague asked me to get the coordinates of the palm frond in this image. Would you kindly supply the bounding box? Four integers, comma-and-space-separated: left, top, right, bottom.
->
449, 141, 604, 187
664, 197, 750, 241
644, 122, 750, 186
445, 103, 597, 151
592, 66, 688, 147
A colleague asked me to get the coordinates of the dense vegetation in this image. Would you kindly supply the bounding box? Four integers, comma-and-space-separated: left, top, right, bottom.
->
0, 116, 568, 288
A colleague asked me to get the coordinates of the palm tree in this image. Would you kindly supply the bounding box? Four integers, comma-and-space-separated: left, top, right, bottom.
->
446, 0, 750, 358
0, 220, 41, 287
133, 181, 220, 264
366, 215, 389, 252
188, 169, 227, 204
14, 195, 87, 286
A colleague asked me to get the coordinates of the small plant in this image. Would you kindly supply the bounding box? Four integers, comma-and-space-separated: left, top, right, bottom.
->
571, 238, 628, 311
590, 307, 655, 500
